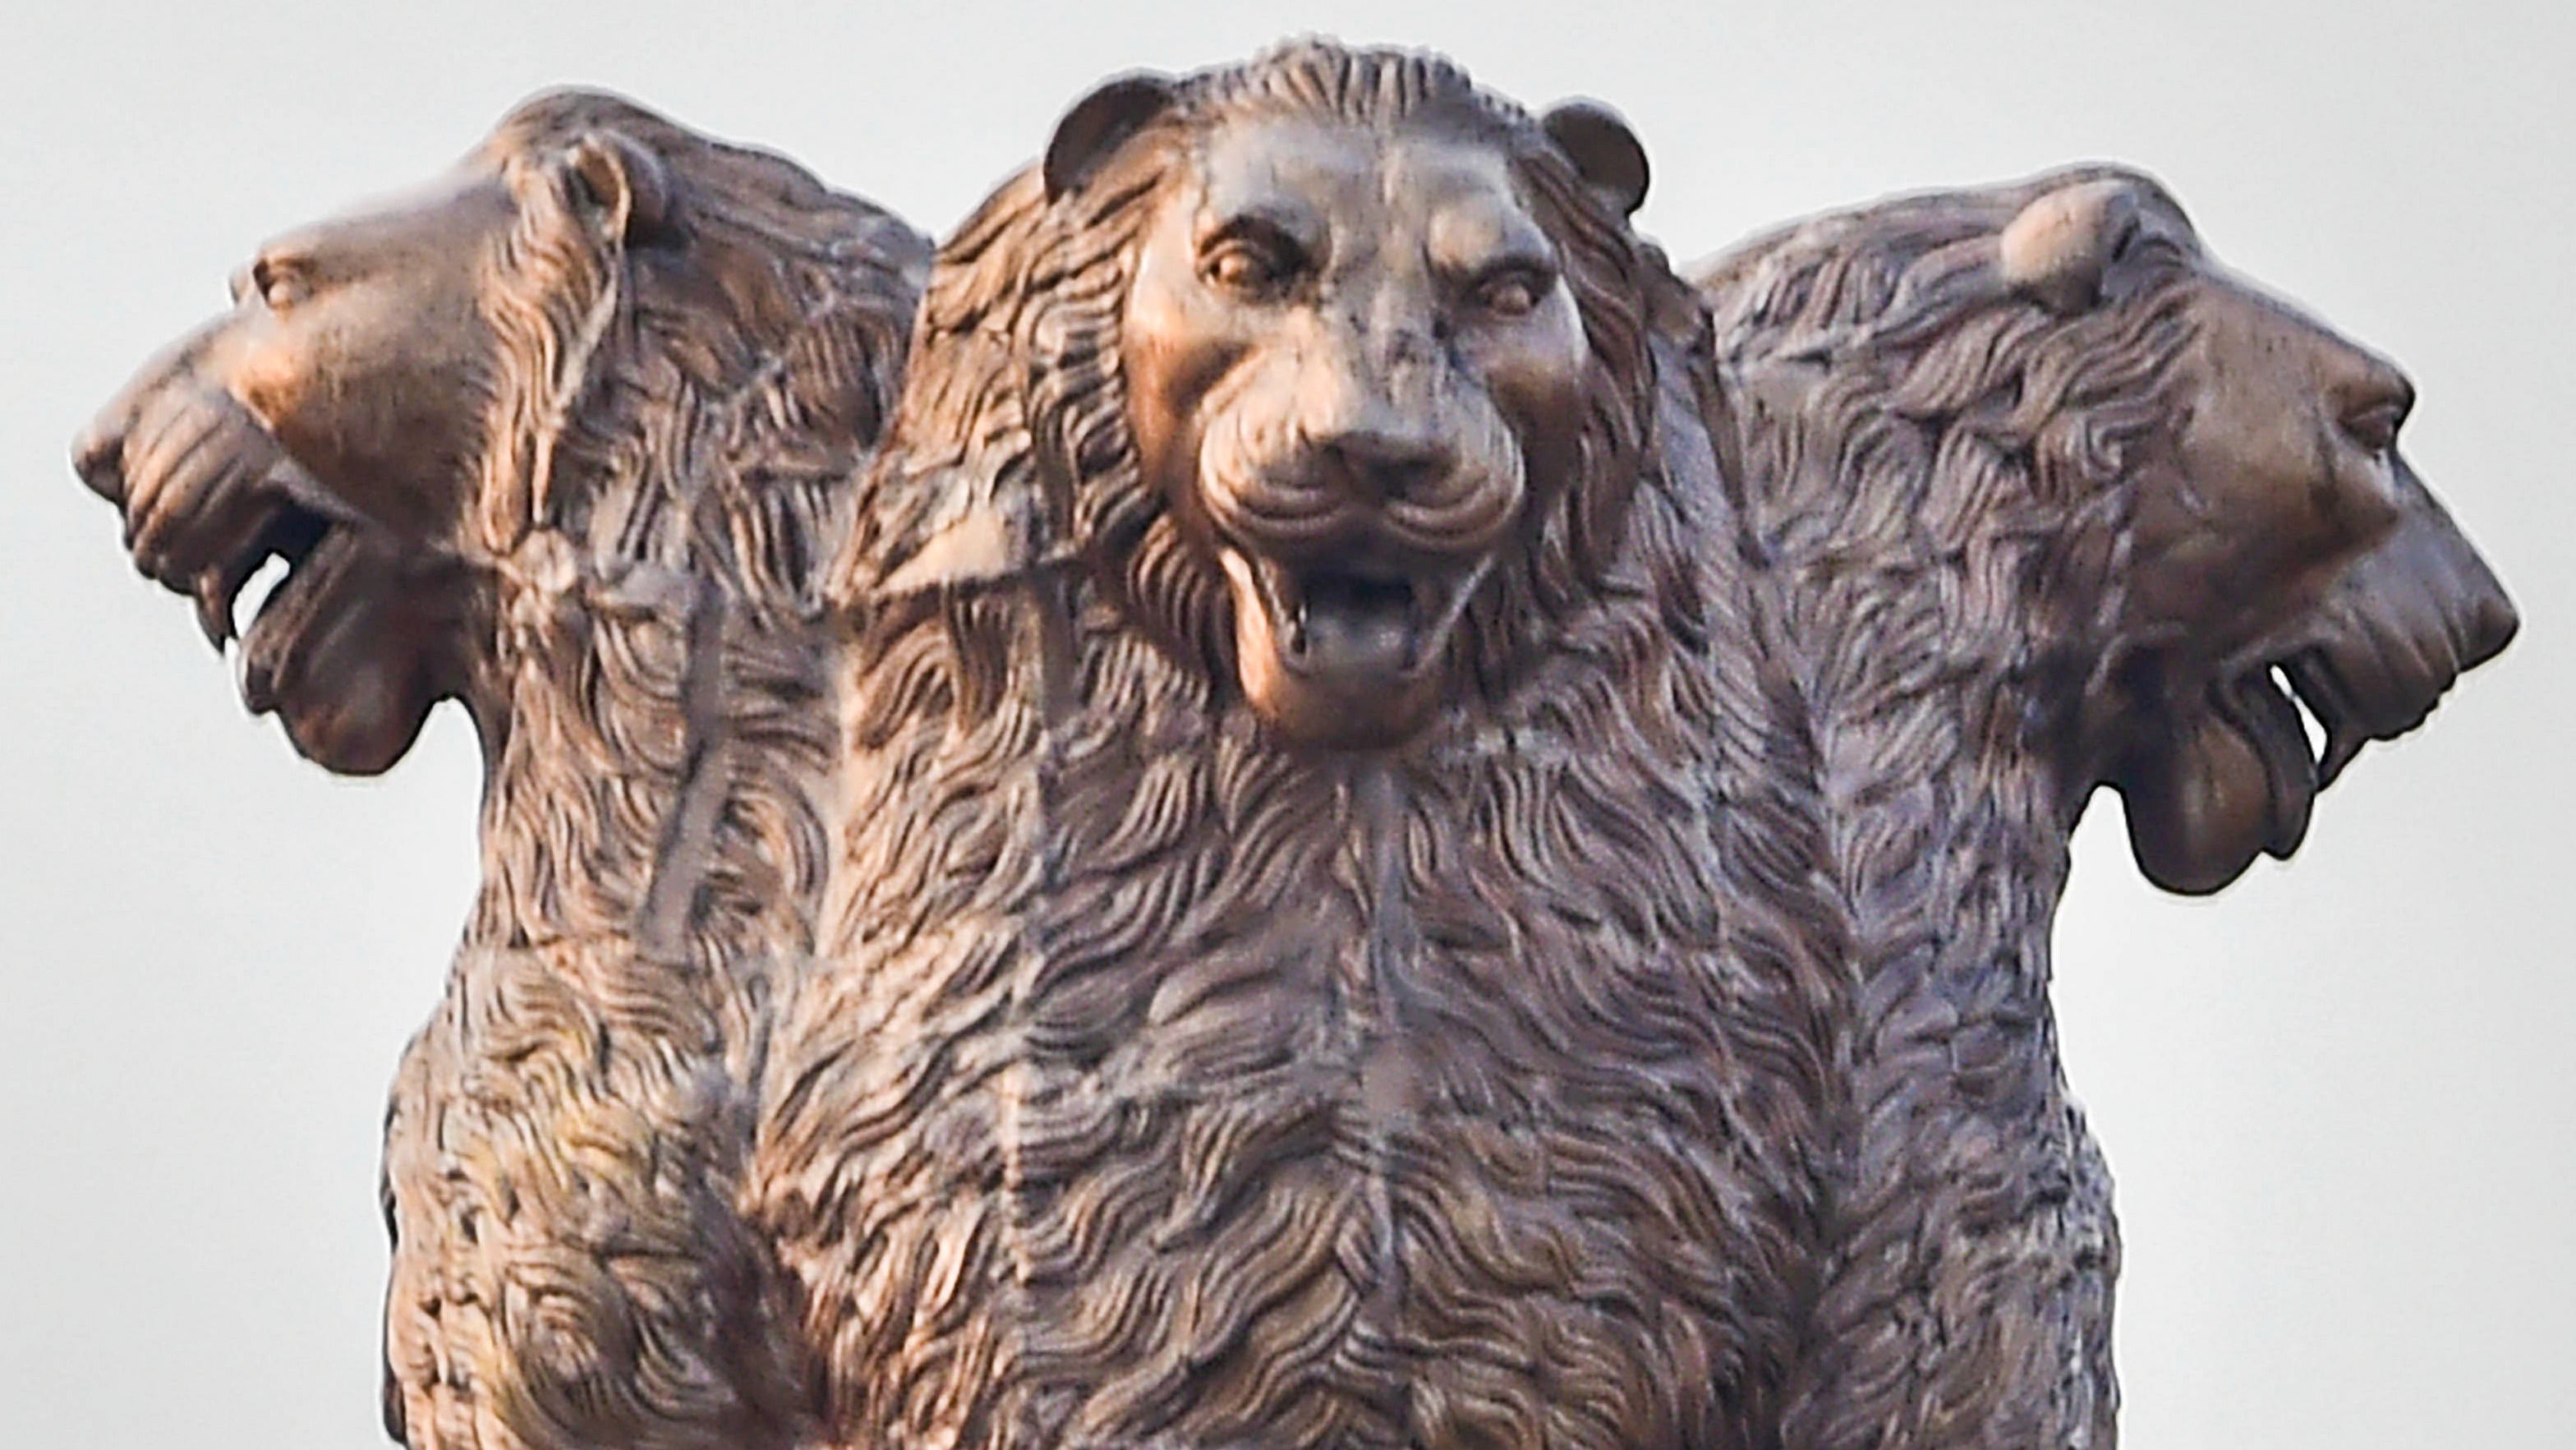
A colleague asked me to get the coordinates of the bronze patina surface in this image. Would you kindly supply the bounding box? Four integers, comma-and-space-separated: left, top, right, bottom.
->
70, 39, 2514, 1450
1697, 166, 2516, 1448
76, 90, 928, 1450
762, 42, 1833, 1447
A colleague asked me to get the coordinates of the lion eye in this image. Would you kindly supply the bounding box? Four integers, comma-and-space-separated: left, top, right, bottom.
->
251, 256, 307, 311
2343, 400, 2405, 454
1203, 238, 1300, 297
1466, 266, 1551, 320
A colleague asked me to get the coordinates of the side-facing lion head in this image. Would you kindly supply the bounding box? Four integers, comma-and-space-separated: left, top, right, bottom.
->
1700, 168, 2517, 892
849, 40, 1666, 747
76, 90, 925, 774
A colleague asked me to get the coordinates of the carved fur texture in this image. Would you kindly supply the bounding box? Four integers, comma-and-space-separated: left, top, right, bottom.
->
75, 68, 2515, 1450
380, 94, 929, 1450
1704, 182, 2150, 1450
1695, 168, 2512, 1448
747, 41, 1843, 1450
251, 95, 925, 1450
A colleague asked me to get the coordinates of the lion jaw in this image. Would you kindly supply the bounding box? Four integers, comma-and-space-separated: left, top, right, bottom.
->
1216, 540, 1489, 747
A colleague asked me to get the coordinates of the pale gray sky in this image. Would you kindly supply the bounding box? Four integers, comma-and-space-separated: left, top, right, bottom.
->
3, 2, 2567, 1446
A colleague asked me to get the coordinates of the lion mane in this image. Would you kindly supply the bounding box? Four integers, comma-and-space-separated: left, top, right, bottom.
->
375, 91, 926, 1450
1702, 168, 2197, 700
1695, 173, 2213, 1449
444, 89, 928, 960
763, 41, 1846, 1450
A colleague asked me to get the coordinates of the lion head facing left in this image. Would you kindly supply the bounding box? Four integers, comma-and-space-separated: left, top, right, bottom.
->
853, 41, 1664, 747
75, 90, 923, 774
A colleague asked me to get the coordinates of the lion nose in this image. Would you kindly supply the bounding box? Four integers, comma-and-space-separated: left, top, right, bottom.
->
76, 318, 228, 507
2409, 476, 2518, 672
2460, 570, 2519, 670
71, 412, 130, 504
1321, 424, 1452, 505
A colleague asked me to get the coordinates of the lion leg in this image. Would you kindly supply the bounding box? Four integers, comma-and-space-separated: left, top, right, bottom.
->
380, 948, 816, 1450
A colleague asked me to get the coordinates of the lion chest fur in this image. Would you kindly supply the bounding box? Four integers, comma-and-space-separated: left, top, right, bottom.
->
1767, 548, 2121, 1450
373, 148, 922, 1448
380, 508, 860, 1450
752, 524, 1828, 1449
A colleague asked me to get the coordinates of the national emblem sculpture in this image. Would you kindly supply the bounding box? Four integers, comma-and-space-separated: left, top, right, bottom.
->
71, 39, 2513, 1450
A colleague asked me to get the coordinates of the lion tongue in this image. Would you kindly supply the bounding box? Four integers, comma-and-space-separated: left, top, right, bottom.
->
1298, 573, 1418, 674
2214, 671, 2318, 862
2122, 672, 2321, 895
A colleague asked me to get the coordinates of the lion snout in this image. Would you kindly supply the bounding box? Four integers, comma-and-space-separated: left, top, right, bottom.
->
1210, 435, 1526, 566
71, 411, 128, 505
75, 343, 187, 508
1309, 412, 1459, 508
2463, 573, 2520, 671
74, 313, 248, 504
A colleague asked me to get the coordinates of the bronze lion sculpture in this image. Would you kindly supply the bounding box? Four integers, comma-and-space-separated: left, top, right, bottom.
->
72, 90, 929, 1450
748, 39, 1842, 1450
1695, 170, 2516, 1447
67, 44, 2517, 1450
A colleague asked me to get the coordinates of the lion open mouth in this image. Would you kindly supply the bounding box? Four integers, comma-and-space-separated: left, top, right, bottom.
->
217, 493, 353, 713
2127, 548, 2515, 895
1218, 546, 1482, 684
204, 495, 332, 642
77, 384, 352, 695
2208, 665, 2323, 860
145, 422, 353, 695
1213, 541, 1490, 745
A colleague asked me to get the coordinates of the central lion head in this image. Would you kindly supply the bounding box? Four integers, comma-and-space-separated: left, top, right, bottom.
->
858, 42, 1662, 747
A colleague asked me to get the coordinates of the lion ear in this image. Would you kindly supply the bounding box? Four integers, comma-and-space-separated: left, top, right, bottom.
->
1044, 71, 1179, 202
559, 128, 674, 243
1999, 178, 2142, 315
1542, 99, 1650, 218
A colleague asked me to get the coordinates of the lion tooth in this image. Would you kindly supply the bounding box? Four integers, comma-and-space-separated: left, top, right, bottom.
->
194, 574, 237, 650
239, 646, 278, 714
194, 540, 275, 651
